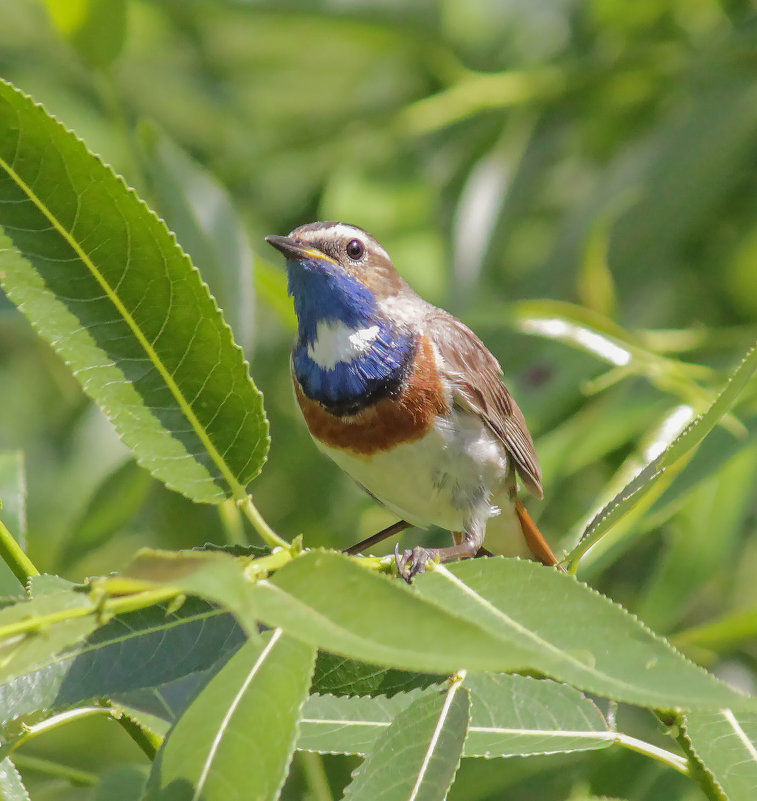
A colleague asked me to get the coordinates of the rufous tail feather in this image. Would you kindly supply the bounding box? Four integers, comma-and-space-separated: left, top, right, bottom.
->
514, 499, 565, 571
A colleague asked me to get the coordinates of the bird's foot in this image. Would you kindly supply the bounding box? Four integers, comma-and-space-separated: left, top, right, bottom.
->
394, 544, 435, 583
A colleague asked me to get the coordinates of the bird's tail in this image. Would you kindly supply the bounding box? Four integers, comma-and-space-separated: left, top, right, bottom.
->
514, 498, 564, 571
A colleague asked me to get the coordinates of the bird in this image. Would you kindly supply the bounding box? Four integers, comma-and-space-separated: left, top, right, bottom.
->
265, 221, 560, 580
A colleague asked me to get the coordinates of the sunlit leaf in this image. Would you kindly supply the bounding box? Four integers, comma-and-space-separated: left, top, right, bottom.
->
253, 551, 751, 711
299, 691, 415, 756
342, 682, 468, 801
462, 674, 610, 758
299, 674, 610, 758
418, 560, 750, 712
0, 79, 269, 505
682, 708, 757, 801
0, 757, 29, 801
515, 300, 638, 367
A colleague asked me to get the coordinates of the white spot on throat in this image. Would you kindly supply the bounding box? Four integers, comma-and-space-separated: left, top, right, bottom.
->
308, 320, 381, 369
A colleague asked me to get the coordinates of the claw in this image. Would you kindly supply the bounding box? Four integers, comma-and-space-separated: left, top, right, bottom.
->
394, 544, 431, 583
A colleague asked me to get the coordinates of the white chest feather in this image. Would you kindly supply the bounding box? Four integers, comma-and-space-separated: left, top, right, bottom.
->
316, 405, 510, 533
307, 320, 380, 369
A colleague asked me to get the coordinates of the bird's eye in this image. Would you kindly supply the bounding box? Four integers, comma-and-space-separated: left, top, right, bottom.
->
345, 239, 365, 260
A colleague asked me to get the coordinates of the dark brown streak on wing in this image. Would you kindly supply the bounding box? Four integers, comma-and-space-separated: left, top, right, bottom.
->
425, 309, 543, 498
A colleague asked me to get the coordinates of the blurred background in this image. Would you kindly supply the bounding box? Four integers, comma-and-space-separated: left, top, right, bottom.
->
1, 1, 757, 798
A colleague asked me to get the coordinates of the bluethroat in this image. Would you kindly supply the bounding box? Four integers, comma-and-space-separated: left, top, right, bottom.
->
266, 222, 560, 580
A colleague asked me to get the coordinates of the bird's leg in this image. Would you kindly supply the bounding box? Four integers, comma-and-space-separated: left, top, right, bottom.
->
343, 520, 411, 556
395, 525, 484, 583
455, 530, 492, 558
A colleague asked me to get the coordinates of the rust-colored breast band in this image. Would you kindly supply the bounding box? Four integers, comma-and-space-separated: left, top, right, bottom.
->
295, 334, 449, 456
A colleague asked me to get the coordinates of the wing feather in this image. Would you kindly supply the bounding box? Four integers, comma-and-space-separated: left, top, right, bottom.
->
425, 309, 543, 498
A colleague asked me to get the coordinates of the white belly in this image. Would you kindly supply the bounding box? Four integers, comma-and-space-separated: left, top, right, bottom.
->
315, 408, 511, 534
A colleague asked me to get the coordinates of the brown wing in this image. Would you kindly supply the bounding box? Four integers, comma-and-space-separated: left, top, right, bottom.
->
425, 309, 543, 498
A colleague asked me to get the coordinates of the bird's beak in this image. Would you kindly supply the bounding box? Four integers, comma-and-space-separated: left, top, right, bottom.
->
265, 235, 337, 265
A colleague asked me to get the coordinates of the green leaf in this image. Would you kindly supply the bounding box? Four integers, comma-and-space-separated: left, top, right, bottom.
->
299, 691, 416, 756
0, 78, 269, 504
254, 551, 752, 711
683, 709, 757, 801
0, 591, 98, 688
312, 652, 444, 697
342, 682, 469, 801
0, 451, 27, 594
44, 0, 127, 70
194, 542, 270, 559
299, 675, 610, 759
113, 699, 171, 741
568, 340, 757, 567
146, 630, 316, 801
515, 299, 640, 367
254, 550, 537, 674
123, 549, 259, 636
418, 560, 750, 712
0, 597, 244, 725
28, 574, 77, 596
0, 757, 29, 801
462, 674, 610, 758
139, 123, 255, 353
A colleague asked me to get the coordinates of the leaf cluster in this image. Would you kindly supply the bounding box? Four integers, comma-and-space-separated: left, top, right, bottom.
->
0, 3, 757, 801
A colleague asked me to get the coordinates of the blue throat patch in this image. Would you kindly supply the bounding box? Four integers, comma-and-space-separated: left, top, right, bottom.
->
287, 258, 376, 346
287, 258, 414, 414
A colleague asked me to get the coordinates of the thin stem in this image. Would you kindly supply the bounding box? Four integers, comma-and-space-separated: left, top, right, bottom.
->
218, 497, 246, 546
299, 751, 333, 801
5, 707, 112, 755
243, 546, 295, 579
0, 586, 180, 642
102, 586, 183, 616
347, 554, 395, 572
12, 753, 98, 786
238, 495, 290, 550
0, 516, 38, 587
613, 732, 689, 775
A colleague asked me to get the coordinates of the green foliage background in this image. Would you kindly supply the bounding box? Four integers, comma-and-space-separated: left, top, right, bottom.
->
1, 0, 757, 799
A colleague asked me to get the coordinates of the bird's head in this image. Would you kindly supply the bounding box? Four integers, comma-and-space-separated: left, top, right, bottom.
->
266, 221, 406, 346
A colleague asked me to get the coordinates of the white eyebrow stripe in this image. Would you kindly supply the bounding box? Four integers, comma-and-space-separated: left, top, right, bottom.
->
312, 223, 391, 263
308, 321, 381, 369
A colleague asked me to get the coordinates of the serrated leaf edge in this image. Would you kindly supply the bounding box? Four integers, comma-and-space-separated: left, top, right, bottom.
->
0, 77, 270, 502
441, 559, 754, 712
